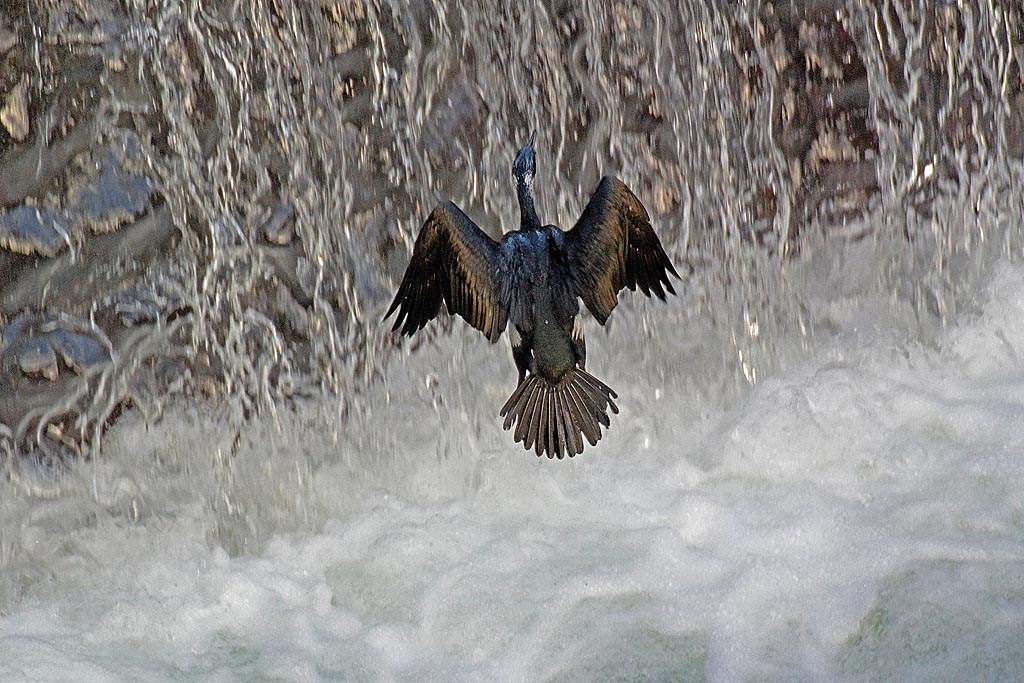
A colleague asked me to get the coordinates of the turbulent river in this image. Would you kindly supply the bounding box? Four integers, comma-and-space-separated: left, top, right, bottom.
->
1, 1, 1023, 681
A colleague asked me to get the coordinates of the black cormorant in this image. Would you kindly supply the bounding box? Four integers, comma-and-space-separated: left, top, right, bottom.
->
385, 133, 679, 458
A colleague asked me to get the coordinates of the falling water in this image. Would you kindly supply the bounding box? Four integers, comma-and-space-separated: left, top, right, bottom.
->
1, 1, 1023, 680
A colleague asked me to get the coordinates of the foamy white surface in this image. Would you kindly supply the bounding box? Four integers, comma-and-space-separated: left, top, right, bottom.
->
3, 260, 1024, 682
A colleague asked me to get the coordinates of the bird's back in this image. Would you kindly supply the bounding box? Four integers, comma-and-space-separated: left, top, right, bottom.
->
499, 226, 580, 383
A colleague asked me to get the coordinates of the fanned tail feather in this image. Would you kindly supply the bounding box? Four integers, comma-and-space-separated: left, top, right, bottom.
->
499, 368, 618, 459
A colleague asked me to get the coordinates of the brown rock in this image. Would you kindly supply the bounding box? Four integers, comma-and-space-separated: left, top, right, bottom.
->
1, 78, 29, 141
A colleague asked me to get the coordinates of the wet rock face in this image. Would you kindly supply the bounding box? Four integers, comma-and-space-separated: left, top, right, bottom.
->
0, 312, 113, 382
0, 207, 71, 257
0, 312, 114, 475
731, 2, 1023, 244
0, 0, 325, 472
0, 2, 185, 475
0, 0, 1020, 483
0, 152, 156, 258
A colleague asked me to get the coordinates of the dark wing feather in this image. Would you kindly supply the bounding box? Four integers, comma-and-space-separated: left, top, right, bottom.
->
384, 202, 508, 342
563, 177, 679, 325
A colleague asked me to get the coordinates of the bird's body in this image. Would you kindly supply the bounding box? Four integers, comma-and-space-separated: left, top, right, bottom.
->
385, 134, 678, 458
500, 226, 579, 383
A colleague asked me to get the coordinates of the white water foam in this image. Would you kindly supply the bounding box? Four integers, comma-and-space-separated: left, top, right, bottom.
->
2, 258, 1024, 682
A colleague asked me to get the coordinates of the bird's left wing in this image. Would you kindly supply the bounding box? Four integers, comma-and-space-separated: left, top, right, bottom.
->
563, 176, 679, 325
384, 201, 508, 342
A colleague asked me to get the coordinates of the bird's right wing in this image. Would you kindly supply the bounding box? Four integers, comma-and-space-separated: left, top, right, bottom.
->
384, 202, 508, 342
563, 176, 679, 325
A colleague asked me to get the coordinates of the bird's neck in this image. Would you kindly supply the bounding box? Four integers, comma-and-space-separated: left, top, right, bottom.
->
516, 178, 541, 231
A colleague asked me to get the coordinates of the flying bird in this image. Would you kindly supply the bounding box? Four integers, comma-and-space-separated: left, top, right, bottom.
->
384, 133, 679, 458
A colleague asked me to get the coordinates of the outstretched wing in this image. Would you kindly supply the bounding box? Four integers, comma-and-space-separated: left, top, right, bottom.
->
563, 176, 679, 325
384, 202, 508, 342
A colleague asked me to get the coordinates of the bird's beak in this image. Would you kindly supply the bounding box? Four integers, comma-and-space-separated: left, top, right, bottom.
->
528, 130, 536, 148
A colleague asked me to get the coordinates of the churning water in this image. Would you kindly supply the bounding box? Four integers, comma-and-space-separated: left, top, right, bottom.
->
1, 1, 1023, 681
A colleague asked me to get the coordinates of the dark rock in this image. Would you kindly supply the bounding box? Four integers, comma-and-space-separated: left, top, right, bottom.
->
0, 207, 71, 257
8, 337, 59, 380
261, 201, 295, 245
70, 166, 155, 234
48, 329, 112, 373
1, 312, 113, 379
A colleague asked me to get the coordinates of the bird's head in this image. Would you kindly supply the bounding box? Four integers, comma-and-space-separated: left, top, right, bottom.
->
513, 130, 537, 189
